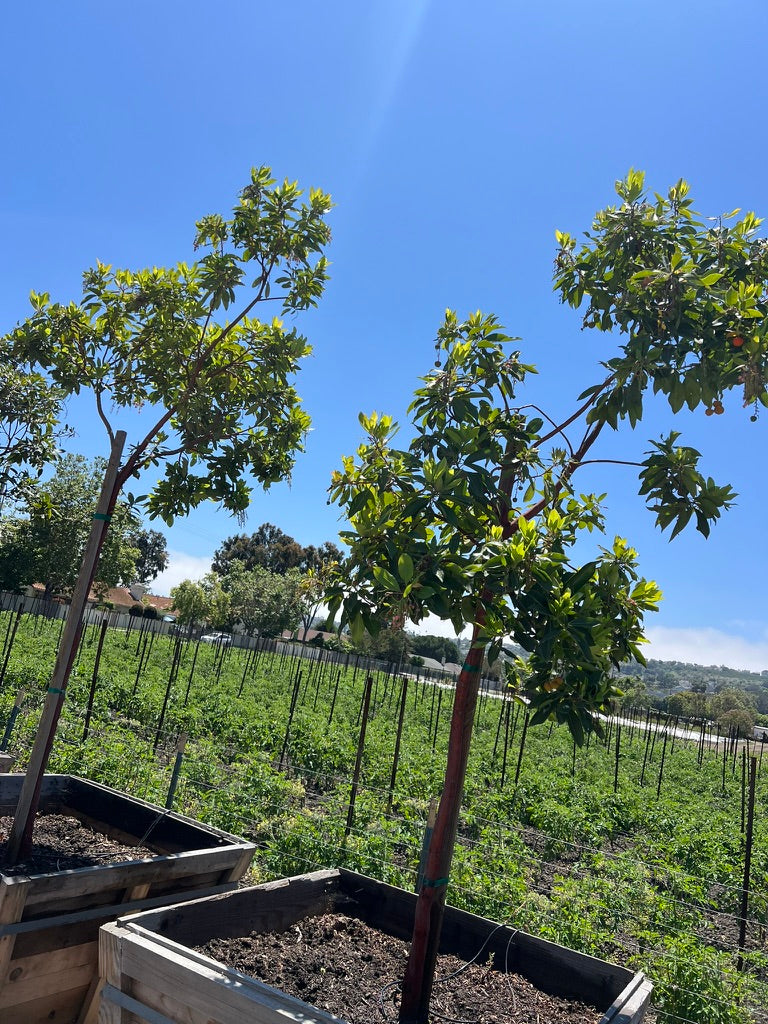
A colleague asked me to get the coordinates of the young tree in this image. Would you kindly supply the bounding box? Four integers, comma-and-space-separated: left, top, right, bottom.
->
328, 171, 760, 1022
2, 165, 332, 862
296, 554, 343, 635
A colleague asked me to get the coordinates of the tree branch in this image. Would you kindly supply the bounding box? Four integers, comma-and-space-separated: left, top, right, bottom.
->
538, 373, 615, 445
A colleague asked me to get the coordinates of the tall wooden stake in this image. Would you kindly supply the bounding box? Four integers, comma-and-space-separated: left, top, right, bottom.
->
4, 431, 126, 864
737, 756, 757, 971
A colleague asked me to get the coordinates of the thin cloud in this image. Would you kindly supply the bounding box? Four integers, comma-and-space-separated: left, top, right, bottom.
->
644, 626, 768, 673
149, 550, 212, 596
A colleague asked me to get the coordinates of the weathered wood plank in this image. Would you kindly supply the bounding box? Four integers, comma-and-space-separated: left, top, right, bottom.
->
1, 982, 89, 1024
100, 983, 188, 1024
0, 939, 97, 1005
604, 972, 653, 1024
120, 931, 346, 1024
126, 868, 339, 947
0, 957, 94, 1010
0, 877, 28, 994
77, 974, 104, 1024
1, 880, 239, 943
21, 844, 252, 905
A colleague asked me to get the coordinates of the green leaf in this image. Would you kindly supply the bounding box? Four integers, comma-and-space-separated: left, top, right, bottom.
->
397, 552, 414, 583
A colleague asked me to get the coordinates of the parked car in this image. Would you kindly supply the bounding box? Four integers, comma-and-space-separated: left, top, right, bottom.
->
200, 632, 232, 646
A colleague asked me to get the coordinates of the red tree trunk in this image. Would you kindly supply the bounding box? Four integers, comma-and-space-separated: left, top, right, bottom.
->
399, 630, 485, 1024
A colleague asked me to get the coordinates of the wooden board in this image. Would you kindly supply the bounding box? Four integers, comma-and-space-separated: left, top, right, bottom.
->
0, 773, 256, 1023
101, 869, 652, 1024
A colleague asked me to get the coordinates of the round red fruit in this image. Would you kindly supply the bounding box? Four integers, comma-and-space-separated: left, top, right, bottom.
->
732, 336, 745, 347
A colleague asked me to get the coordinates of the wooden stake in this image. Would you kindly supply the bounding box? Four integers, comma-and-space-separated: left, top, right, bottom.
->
4, 431, 126, 864
737, 756, 757, 971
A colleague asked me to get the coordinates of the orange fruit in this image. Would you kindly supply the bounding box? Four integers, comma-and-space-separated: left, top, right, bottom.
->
544, 676, 564, 692
732, 336, 745, 347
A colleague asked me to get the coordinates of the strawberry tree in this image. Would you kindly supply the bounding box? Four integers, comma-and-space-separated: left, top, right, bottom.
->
2, 166, 332, 861
328, 170, 760, 1023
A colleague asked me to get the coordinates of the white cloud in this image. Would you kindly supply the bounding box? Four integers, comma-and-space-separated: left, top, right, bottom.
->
644, 626, 768, 673
410, 614, 470, 641
414, 618, 768, 673
149, 550, 213, 596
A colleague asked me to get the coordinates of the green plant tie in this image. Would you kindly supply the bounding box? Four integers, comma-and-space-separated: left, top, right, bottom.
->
47, 687, 65, 696
461, 662, 480, 673
422, 877, 449, 888
92, 512, 111, 521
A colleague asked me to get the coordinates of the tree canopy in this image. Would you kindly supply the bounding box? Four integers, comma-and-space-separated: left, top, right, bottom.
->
3, 166, 332, 524
213, 523, 342, 576
0, 362, 70, 510
327, 171, 763, 1023
171, 561, 306, 637
409, 634, 461, 665
130, 527, 169, 586
0, 454, 155, 598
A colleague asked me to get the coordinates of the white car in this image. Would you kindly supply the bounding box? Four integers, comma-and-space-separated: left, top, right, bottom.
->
200, 632, 232, 646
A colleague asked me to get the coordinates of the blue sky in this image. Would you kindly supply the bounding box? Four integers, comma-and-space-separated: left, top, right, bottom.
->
2, 1, 768, 669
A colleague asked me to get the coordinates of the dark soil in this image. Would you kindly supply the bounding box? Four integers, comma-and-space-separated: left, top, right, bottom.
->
0, 814, 155, 874
196, 912, 603, 1024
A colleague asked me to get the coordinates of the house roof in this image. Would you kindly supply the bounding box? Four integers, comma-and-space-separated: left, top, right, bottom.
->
282, 628, 335, 642
29, 583, 174, 610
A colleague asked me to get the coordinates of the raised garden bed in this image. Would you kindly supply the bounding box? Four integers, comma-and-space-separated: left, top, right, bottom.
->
99, 867, 652, 1024
0, 773, 255, 1024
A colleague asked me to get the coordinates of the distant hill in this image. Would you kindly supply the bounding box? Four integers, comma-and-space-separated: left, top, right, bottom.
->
615, 658, 768, 714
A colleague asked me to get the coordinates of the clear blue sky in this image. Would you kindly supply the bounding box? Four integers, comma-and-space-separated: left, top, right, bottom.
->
2, 1, 767, 669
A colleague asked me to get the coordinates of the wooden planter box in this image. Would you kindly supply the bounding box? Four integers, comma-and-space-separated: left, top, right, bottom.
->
99, 868, 652, 1024
0, 774, 255, 1024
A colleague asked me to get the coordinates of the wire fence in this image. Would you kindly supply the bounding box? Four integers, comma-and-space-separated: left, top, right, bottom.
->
0, 602, 766, 1023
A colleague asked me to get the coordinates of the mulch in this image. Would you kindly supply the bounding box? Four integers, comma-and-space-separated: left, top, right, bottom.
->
196, 911, 603, 1024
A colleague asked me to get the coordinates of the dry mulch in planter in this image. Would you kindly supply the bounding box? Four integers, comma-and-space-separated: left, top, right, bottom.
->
197, 911, 603, 1024
0, 813, 156, 874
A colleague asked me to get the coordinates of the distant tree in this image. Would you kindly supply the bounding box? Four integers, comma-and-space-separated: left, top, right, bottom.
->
219, 560, 303, 636
615, 675, 651, 709
718, 708, 755, 737
0, 454, 141, 598
302, 540, 344, 571
213, 524, 343, 577
213, 524, 303, 575
170, 579, 209, 627
354, 626, 411, 665
409, 634, 460, 664
297, 555, 343, 635
131, 528, 169, 586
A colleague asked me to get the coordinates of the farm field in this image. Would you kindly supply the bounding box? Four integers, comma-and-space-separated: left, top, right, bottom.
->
0, 607, 766, 1024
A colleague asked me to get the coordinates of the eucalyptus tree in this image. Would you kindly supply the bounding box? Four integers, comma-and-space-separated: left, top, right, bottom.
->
328, 171, 762, 1022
